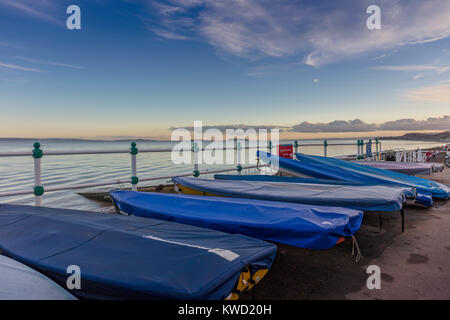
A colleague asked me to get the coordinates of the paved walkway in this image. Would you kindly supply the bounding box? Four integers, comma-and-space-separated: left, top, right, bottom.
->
251, 168, 450, 300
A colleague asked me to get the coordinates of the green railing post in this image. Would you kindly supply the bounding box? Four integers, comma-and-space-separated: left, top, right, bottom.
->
323, 140, 328, 157
192, 142, 200, 177
294, 140, 298, 158
130, 142, 139, 191
236, 141, 242, 175
32, 142, 43, 206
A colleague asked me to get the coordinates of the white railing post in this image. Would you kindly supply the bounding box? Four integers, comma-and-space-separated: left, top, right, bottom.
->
356, 140, 360, 159
323, 140, 328, 157
367, 139, 373, 159
32, 142, 43, 206
130, 142, 138, 191
236, 141, 242, 175
293, 140, 298, 158
357, 139, 364, 160
375, 139, 379, 160
193, 142, 200, 177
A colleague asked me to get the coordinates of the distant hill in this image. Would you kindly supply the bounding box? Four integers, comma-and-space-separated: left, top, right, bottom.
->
379, 131, 450, 141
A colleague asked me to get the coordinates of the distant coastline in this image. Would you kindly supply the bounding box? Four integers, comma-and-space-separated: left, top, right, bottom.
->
1, 130, 450, 143
377, 131, 450, 142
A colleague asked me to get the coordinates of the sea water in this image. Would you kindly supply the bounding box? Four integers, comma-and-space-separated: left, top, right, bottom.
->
0, 139, 446, 211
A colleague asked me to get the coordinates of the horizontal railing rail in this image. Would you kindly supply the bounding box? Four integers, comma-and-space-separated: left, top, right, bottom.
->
0, 164, 268, 198
0, 139, 383, 206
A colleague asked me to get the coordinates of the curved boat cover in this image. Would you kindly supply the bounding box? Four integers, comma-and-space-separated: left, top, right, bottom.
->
215, 174, 374, 186
353, 161, 432, 175
0, 204, 276, 300
172, 176, 406, 211
258, 151, 377, 182
257, 151, 440, 202
0, 255, 77, 300
295, 153, 450, 199
213, 174, 433, 208
110, 190, 363, 250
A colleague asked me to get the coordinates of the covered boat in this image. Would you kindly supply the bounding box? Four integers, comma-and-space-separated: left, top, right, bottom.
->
295, 153, 450, 199
172, 177, 407, 212
214, 174, 433, 208
257, 151, 445, 200
353, 161, 433, 175
110, 190, 363, 250
0, 254, 77, 300
0, 204, 276, 300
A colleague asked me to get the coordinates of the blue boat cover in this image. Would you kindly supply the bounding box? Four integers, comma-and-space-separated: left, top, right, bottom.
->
0, 255, 77, 300
295, 153, 450, 199
214, 174, 433, 208
0, 204, 276, 300
257, 152, 435, 206
110, 190, 363, 250
353, 161, 432, 175
215, 174, 375, 186
172, 176, 406, 211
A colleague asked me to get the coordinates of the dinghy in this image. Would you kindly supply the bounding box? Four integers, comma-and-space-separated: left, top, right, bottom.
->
353, 161, 433, 175
0, 204, 276, 300
172, 177, 407, 212
257, 151, 445, 200
110, 190, 363, 250
295, 153, 450, 199
214, 174, 433, 208
0, 255, 77, 300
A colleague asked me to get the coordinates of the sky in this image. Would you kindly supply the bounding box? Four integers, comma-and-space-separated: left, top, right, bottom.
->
0, 0, 449, 139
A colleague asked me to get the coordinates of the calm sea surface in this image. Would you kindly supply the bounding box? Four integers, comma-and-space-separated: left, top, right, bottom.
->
0, 139, 447, 212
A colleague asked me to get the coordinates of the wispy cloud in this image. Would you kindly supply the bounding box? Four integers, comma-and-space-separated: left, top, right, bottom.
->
404, 84, 450, 103
0, 0, 62, 25
374, 65, 450, 74
146, 0, 450, 67
0, 61, 45, 72
0, 40, 19, 48
149, 28, 189, 40
14, 57, 85, 70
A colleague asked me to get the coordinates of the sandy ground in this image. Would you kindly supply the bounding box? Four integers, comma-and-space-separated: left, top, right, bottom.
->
248, 167, 450, 300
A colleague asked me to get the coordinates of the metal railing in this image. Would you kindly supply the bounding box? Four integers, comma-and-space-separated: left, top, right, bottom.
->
0, 139, 382, 206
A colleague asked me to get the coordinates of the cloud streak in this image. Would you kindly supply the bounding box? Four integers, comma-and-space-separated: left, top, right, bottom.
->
146, 0, 450, 66
0, 61, 45, 72
14, 57, 85, 70
0, 0, 62, 25
404, 84, 450, 103
374, 65, 450, 74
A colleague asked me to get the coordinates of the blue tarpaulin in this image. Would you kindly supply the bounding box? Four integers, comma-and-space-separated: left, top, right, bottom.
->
256, 152, 434, 207
215, 174, 375, 185
0, 255, 77, 300
295, 153, 450, 199
214, 174, 433, 208
0, 204, 276, 300
110, 190, 363, 250
172, 176, 407, 212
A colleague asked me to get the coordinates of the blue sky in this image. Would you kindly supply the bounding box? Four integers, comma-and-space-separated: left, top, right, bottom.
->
0, 0, 449, 139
